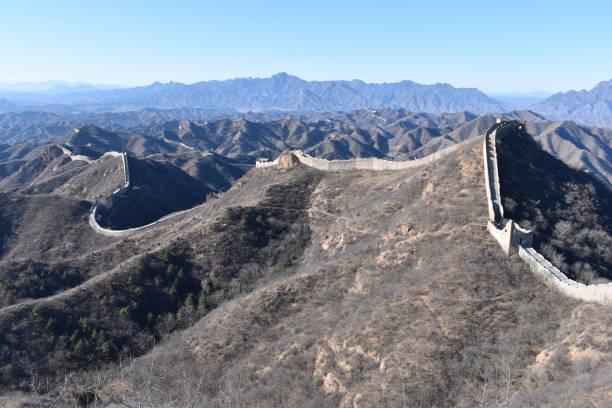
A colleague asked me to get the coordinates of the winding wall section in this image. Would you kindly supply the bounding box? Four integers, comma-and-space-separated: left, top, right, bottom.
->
89, 152, 133, 236
88, 132, 611, 305
88, 152, 219, 237
483, 120, 611, 305
256, 140, 469, 171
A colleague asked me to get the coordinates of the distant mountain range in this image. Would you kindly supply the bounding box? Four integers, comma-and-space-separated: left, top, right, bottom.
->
0, 80, 125, 95
487, 92, 551, 109
532, 78, 612, 128
2, 108, 609, 187
1, 75, 612, 130
0, 73, 507, 114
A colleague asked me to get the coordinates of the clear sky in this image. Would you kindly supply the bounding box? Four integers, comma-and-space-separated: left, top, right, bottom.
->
1, 0, 610, 93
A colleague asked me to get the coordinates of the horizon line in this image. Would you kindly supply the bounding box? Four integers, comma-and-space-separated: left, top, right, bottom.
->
0, 72, 608, 95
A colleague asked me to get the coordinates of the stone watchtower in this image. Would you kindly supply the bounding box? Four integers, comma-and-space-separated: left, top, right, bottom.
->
277, 151, 300, 168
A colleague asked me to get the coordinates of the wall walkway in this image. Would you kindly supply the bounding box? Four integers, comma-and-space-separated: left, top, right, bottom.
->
89, 152, 133, 236
256, 140, 469, 171
88, 130, 611, 305
483, 120, 611, 305
88, 152, 218, 237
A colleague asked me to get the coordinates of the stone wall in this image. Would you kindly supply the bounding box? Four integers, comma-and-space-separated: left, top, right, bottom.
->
256, 141, 469, 171
88, 128, 612, 305
483, 120, 612, 305
89, 152, 133, 236
89, 152, 215, 237
255, 158, 280, 168
292, 142, 467, 171
518, 245, 612, 304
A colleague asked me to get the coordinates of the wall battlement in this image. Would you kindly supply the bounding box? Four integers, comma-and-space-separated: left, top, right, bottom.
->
483, 120, 611, 305
87, 127, 611, 305
88, 152, 213, 237
256, 140, 469, 171
89, 152, 133, 236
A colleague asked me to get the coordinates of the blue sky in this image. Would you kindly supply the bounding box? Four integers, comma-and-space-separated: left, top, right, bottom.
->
1, 0, 610, 93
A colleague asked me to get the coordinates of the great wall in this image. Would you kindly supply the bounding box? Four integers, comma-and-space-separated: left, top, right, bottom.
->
483, 120, 611, 305
87, 125, 611, 304
87, 151, 211, 237
255, 140, 469, 171
88, 152, 131, 236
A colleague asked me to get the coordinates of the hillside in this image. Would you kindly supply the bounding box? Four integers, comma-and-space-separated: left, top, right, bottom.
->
496, 124, 612, 283
148, 151, 248, 192
0, 148, 246, 261
0, 139, 609, 407
3, 109, 612, 189
0, 193, 114, 264
532, 79, 612, 128
95, 155, 211, 230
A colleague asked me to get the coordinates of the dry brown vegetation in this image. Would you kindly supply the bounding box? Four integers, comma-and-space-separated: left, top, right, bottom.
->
0, 139, 610, 407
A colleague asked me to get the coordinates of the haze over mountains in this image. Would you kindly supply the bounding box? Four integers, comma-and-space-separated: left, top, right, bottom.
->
2, 74, 612, 131
533, 78, 612, 128
0, 73, 507, 114
0, 81, 124, 95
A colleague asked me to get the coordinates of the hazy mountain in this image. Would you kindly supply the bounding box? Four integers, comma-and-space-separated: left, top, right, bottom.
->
0, 99, 19, 113
0, 80, 125, 94
532, 79, 612, 128
0, 73, 508, 114
489, 91, 551, 109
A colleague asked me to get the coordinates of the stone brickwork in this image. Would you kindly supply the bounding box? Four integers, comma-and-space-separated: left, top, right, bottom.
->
89, 152, 132, 236
483, 120, 611, 305
89, 152, 214, 237
257, 140, 469, 171
86, 126, 611, 305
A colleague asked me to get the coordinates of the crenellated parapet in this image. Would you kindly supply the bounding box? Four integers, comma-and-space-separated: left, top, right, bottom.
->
483, 120, 611, 305
89, 152, 133, 236
256, 140, 469, 171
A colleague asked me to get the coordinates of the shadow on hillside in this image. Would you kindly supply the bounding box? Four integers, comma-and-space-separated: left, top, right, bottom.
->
496, 125, 612, 282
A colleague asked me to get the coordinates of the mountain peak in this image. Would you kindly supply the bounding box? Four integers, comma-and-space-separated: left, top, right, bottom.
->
532, 79, 612, 127
271, 72, 302, 82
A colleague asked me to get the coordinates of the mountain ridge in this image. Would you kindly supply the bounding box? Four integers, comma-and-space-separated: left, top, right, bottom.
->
0, 73, 508, 114
532, 78, 612, 128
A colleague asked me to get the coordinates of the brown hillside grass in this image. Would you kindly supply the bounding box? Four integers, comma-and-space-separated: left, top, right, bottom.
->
1, 139, 609, 407
93, 140, 610, 408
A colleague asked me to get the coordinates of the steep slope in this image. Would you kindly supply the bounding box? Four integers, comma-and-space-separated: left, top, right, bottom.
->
496, 125, 612, 283
0, 165, 318, 389
0, 150, 246, 259
0, 145, 87, 192
98, 140, 611, 408
0, 192, 114, 262
18, 152, 125, 200
93, 156, 211, 230
1, 140, 608, 407
532, 79, 612, 128
0, 146, 126, 200
526, 120, 612, 186
148, 151, 247, 192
